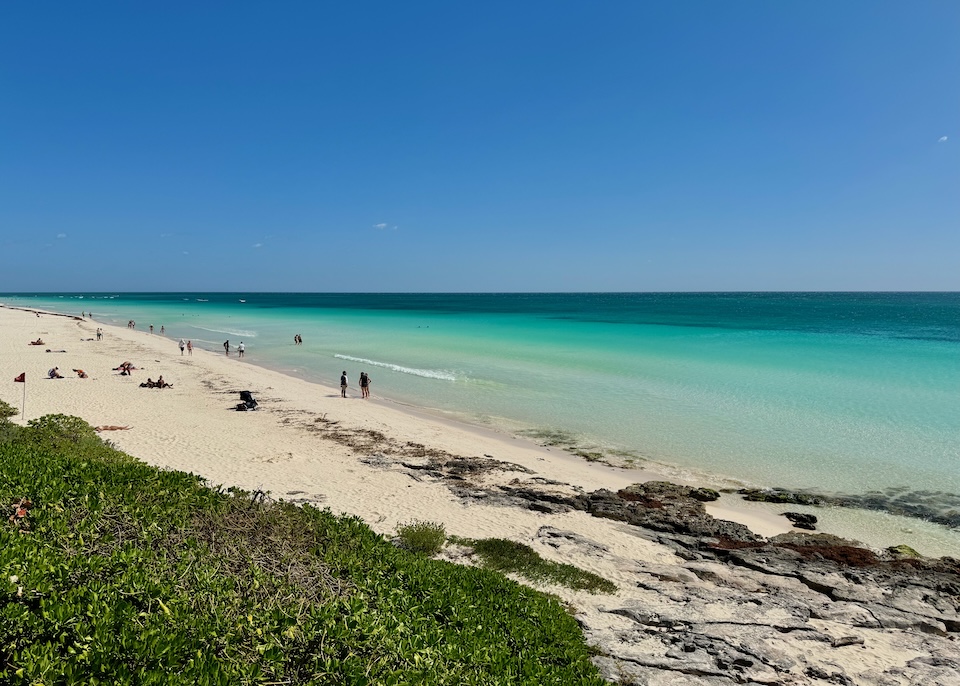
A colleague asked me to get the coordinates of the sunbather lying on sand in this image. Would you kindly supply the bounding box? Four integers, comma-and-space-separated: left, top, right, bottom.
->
115, 361, 137, 375
73, 369, 88, 378
140, 376, 172, 389
29, 338, 44, 345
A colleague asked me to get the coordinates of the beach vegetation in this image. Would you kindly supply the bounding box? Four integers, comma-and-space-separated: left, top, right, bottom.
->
456, 537, 617, 595
0, 399, 16, 421
397, 519, 447, 555
0, 414, 606, 684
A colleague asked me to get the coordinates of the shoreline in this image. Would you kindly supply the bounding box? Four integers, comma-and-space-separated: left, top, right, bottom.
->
4, 302, 958, 556
0, 303, 789, 534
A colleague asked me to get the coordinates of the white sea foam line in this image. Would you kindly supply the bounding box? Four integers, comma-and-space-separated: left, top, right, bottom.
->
193, 325, 258, 338
334, 354, 458, 381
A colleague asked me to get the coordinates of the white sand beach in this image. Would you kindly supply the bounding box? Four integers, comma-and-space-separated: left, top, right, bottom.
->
2, 305, 957, 684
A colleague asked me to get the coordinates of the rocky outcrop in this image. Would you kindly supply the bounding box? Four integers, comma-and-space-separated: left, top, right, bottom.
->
356, 449, 960, 685
741, 486, 960, 529
537, 525, 960, 686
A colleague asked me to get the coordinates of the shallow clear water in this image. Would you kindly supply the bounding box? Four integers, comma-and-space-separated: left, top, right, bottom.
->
6, 292, 960, 508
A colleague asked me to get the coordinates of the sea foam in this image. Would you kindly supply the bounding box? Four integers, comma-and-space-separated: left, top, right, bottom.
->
334, 354, 457, 381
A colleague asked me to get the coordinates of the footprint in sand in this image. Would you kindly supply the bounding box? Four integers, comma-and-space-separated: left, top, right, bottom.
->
254, 452, 294, 463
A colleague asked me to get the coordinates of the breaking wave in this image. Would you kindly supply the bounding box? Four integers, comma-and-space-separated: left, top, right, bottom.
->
193, 325, 258, 338
334, 354, 457, 381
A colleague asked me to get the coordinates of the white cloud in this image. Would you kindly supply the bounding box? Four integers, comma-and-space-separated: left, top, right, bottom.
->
253, 243, 262, 248
373, 223, 388, 230
938, 136, 948, 143
182, 251, 189, 255
56, 233, 67, 239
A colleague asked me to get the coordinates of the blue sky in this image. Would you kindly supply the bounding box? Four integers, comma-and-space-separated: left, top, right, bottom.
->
1, 2, 957, 292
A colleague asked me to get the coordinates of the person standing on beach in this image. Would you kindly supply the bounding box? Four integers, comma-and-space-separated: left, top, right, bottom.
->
96, 328, 102, 341
359, 372, 371, 398
187, 340, 193, 355
149, 325, 154, 334
160, 325, 165, 335
340, 371, 348, 397
238, 342, 245, 358
224, 340, 230, 356
179, 339, 186, 355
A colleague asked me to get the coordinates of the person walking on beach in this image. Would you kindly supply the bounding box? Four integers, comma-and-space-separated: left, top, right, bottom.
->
149, 325, 154, 334
96, 328, 102, 341
237, 341, 245, 358
160, 325, 165, 335
340, 371, 348, 397
179, 339, 186, 355
224, 340, 230, 356
359, 372, 371, 398
187, 340, 193, 355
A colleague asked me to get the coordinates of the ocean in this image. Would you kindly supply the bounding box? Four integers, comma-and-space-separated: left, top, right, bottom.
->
5, 292, 960, 551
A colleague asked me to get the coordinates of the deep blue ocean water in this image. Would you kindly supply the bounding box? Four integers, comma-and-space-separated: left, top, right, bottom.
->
5, 292, 960, 512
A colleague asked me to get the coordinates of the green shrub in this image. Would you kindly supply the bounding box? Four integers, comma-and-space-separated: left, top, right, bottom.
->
27, 413, 97, 443
467, 538, 617, 594
397, 519, 447, 555
0, 398, 17, 421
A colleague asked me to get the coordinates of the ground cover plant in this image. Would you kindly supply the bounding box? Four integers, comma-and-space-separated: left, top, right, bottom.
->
455, 537, 617, 595
0, 413, 606, 685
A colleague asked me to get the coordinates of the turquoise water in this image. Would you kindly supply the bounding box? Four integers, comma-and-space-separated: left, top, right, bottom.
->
5, 292, 960, 505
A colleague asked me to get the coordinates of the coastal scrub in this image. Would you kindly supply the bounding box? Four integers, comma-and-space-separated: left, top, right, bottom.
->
0, 414, 605, 685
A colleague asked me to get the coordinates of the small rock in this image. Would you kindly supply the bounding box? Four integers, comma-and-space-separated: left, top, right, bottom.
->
784, 512, 818, 530
832, 635, 865, 648
887, 544, 922, 559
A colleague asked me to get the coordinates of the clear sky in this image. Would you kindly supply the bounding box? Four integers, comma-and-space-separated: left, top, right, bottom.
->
1, 2, 957, 292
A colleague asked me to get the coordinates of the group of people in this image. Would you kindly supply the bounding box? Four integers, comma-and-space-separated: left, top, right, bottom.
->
96, 328, 103, 340
178, 339, 193, 355
140, 376, 172, 389
340, 371, 372, 398
223, 340, 245, 357
46, 367, 88, 379
294, 334, 303, 345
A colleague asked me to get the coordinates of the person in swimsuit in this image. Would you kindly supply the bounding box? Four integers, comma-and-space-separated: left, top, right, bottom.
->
359, 372, 371, 398
340, 371, 348, 397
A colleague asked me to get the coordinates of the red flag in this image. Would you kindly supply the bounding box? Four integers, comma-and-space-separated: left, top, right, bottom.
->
14, 372, 25, 383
